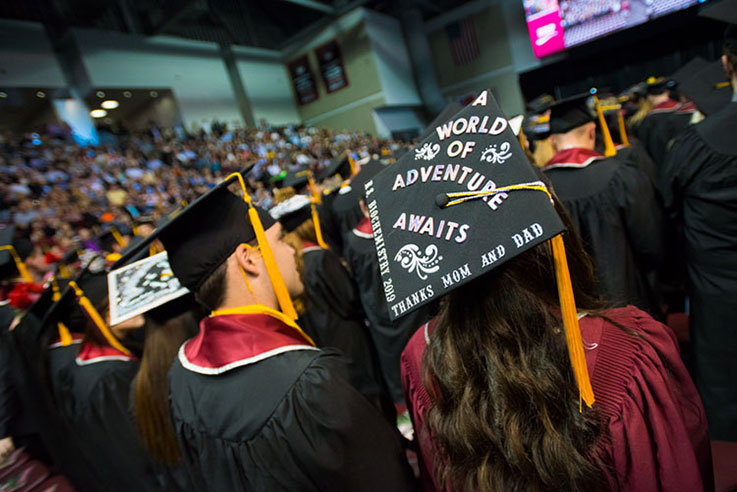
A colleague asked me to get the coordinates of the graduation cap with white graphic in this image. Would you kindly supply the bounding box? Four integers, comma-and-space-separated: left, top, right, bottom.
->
365, 88, 595, 408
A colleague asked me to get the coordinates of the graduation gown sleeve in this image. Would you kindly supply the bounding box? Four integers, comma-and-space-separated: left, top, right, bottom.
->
593, 307, 713, 491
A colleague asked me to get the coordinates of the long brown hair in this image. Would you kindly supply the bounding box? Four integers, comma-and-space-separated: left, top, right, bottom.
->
423, 199, 606, 492
135, 297, 201, 465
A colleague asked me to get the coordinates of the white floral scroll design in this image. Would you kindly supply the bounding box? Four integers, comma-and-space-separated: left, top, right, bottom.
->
480, 142, 512, 164
414, 142, 441, 161
394, 244, 442, 280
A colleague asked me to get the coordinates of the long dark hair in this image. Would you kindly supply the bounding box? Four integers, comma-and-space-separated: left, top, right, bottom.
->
423, 198, 606, 492
134, 296, 201, 465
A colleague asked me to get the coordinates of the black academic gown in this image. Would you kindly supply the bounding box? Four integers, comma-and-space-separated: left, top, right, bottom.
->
168, 310, 414, 491
660, 101, 737, 441
633, 101, 691, 169
298, 244, 384, 401
544, 148, 664, 313
52, 342, 161, 491
343, 217, 435, 403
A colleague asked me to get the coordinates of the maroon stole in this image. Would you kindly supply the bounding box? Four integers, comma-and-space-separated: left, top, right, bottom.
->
544, 147, 604, 170
352, 217, 373, 239
179, 305, 317, 375
76, 341, 138, 366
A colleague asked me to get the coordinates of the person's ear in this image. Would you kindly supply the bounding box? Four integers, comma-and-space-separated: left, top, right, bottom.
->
233, 244, 260, 277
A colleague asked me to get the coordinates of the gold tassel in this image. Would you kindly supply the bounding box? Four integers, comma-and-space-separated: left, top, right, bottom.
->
50, 277, 72, 346
226, 173, 299, 321
617, 109, 630, 147
591, 90, 617, 157
348, 155, 358, 177
110, 227, 127, 248
310, 203, 329, 249
0, 245, 33, 283
550, 234, 595, 409
68, 280, 131, 355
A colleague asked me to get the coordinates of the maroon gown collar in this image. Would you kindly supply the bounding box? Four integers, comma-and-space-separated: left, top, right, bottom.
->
352, 217, 373, 239
649, 99, 680, 114
179, 308, 318, 375
76, 341, 138, 366
544, 148, 604, 170
301, 240, 322, 254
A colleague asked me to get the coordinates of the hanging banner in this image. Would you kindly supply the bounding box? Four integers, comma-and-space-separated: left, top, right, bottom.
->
287, 55, 319, 105
315, 39, 349, 94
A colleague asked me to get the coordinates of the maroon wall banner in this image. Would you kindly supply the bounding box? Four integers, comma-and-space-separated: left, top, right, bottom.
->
287, 55, 319, 105
315, 39, 349, 94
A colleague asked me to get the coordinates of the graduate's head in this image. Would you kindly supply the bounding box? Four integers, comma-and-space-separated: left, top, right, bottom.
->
548, 94, 597, 153
148, 177, 303, 313
644, 76, 671, 105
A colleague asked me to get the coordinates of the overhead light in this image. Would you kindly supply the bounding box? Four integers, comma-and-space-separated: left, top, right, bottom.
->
149, 91, 158, 98
96, 91, 105, 98
0, 92, 6, 98
101, 100, 119, 109
123, 91, 132, 98
36, 91, 46, 98
90, 109, 107, 118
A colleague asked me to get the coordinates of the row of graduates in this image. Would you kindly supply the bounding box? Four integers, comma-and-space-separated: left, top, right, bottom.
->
0, 151, 431, 491
518, 5, 737, 447
0, 95, 717, 492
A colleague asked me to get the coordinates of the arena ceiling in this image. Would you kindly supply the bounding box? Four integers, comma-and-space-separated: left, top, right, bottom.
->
0, 0, 472, 50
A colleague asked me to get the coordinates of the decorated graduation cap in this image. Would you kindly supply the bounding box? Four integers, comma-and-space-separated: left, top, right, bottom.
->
107, 250, 189, 327
109, 173, 303, 326
365, 88, 595, 408
270, 194, 313, 233
679, 61, 733, 116
700, 0, 737, 47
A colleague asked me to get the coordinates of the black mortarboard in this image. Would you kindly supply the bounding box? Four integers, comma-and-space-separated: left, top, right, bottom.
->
269, 195, 312, 233
282, 168, 309, 189
670, 57, 710, 86
645, 76, 672, 95
700, 0, 737, 45
318, 153, 352, 180
419, 102, 464, 142
679, 61, 733, 116
366, 88, 595, 406
526, 93, 556, 115
548, 93, 595, 135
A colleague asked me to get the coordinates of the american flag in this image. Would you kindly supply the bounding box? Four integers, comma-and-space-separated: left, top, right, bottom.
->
446, 17, 480, 66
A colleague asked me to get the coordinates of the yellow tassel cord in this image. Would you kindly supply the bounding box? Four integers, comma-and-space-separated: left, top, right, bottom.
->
109, 227, 127, 248
132, 225, 141, 237
617, 109, 630, 147
518, 127, 527, 151
348, 155, 358, 177
716, 81, 732, 89
68, 280, 131, 355
58, 264, 71, 278
50, 277, 72, 346
441, 184, 595, 409
226, 173, 299, 322
591, 91, 617, 157
550, 234, 595, 409
0, 246, 33, 283
211, 304, 315, 346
